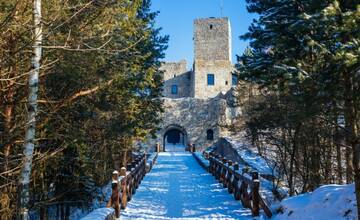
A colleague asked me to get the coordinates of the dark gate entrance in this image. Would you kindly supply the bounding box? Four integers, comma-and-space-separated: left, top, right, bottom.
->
163, 125, 187, 152
165, 129, 181, 144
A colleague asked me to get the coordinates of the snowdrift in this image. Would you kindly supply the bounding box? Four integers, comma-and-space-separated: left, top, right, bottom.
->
274, 184, 357, 220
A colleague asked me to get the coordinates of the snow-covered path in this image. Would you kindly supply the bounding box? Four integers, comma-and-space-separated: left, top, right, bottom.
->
120, 152, 252, 220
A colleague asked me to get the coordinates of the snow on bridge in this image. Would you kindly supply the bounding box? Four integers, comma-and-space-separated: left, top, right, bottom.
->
120, 152, 253, 220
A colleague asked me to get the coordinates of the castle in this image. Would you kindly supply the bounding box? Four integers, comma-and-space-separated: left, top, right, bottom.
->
144, 17, 241, 151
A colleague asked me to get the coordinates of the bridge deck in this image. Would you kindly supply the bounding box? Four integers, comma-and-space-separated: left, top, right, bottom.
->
120, 152, 252, 220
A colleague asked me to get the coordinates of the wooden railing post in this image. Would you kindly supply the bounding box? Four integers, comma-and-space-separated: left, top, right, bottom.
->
156, 143, 160, 153
135, 155, 142, 188
203, 151, 209, 159
241, 181, 251, 209
215, 156, 221, 180
126, 161, 134, 200
142, 153, 146, 179
112, 170, 119, 181
210, 153, 217, 176
132, 159, 138, 193
106, 170, 120, 218
233, 163, 241, 200
217, 157, 222, 180
120, 167, 127, 209
213, 153, 218, 175
233, 163, 239, 171
209, 153, 214, 174
239, 167, 250, 208
252, 172, 260, 216
220, 158, 227, 185
227, 160, 233, 193
242, 166, 250, 175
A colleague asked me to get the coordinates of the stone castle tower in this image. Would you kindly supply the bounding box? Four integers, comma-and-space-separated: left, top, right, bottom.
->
162, 17, 235, 99
192, 17, 233, 98
143, 17, 240, 152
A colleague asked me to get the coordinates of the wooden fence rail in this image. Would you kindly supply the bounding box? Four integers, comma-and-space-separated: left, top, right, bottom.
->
208, 152, 272, 218
106, 153, 147, 218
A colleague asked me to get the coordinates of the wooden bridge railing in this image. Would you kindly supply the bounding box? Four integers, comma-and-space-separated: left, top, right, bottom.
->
106, 153, 147, 218
207, 152, 272, 218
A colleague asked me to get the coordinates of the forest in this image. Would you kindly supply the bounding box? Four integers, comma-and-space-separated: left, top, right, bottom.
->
235, 0, 360, 218
0, 0, 167, 219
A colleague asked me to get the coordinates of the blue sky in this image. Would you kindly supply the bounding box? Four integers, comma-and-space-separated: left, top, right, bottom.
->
151, 0, 257, 68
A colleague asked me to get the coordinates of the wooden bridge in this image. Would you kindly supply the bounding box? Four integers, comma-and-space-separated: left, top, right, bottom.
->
81, 148, 273, 220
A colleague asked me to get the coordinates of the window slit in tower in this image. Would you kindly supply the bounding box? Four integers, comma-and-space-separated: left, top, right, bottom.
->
207, 129, 214, 141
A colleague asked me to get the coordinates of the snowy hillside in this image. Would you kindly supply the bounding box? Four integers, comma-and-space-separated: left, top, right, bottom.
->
274, 184, 357, 220
219, 137, 288, 203
224, 137, 276, 176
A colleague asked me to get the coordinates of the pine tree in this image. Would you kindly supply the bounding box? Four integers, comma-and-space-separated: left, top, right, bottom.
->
238, 0, 359, 211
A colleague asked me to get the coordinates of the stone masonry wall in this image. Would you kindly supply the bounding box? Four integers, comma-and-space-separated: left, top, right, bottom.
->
194, 17, 231, 61
160, 60, 191, 98
193, 60, 233, 99
144, 97, 230, 152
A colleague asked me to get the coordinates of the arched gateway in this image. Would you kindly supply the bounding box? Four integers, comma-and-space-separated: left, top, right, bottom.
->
162, 124, 187, 152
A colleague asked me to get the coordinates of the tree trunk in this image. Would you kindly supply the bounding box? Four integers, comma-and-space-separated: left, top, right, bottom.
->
354, 138, 360, 220
324, 136, 333, 184
334, 122, 343, 184
40, 161, 47, 220
343, 71, 360, 220
18, 0, 42, 219
308, 121, 321, 191
345, 145, 353, 183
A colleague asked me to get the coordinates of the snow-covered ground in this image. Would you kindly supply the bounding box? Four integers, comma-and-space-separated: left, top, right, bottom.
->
80, 208, 114, 220
273, 184, 357, 220
224, 137, 275, 176
120, 152, 254, 220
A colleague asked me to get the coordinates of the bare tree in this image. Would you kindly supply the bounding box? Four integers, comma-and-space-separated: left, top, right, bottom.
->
18, 0, 42, 219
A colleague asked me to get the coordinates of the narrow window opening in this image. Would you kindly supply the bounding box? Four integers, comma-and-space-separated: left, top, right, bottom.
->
210, 24, 213, 30
207, 129, 214, 141
171, 85, 178, 94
